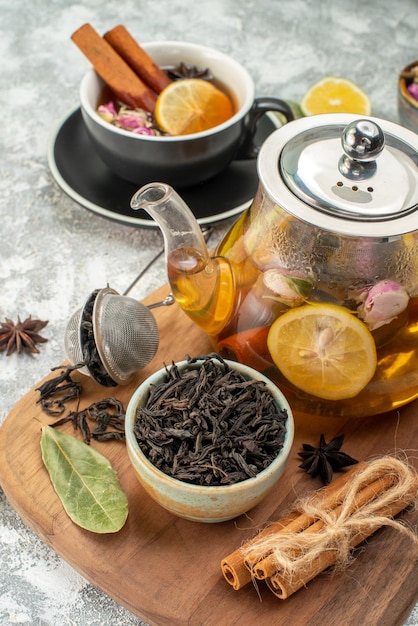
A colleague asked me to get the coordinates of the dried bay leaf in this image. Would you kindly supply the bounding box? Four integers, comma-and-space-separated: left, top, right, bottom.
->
40, 425, 128, 533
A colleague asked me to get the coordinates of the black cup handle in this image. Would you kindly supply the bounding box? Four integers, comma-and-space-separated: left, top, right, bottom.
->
236, 97, 295, 160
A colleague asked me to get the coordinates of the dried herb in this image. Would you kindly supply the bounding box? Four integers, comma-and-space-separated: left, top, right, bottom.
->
298, 433, 358, 485
37, 364, 125, 443
79, 289, 117, 387
36, 364, 83, 416
50, 397, 126, 444
40, 425, 128, 533
167, 62, 213, 81
134, 354, 288, 486
0, 316, 48, 355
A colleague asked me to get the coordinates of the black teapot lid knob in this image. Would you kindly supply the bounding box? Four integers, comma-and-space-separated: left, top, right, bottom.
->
341, 119, 385, 162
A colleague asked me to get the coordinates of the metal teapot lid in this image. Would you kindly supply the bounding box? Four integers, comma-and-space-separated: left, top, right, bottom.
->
258, 113, 418, 237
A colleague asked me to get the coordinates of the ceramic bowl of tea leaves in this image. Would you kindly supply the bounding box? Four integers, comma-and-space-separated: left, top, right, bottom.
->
125, 355, 294, 523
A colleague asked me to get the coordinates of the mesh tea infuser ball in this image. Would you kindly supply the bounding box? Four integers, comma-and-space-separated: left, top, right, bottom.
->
64, 287, 160, 386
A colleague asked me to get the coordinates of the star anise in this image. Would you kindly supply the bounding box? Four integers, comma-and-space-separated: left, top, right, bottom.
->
0, 315, 48, 355
167, 62, 213, 82
298, 433, 358, 485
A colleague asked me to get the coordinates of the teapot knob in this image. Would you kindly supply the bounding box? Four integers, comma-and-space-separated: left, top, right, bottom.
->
339, 119, 385, 179
341, 119, 385, 162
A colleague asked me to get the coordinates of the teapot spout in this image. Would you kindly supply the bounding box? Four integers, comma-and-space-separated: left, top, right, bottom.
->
131, 182, 210, 263
131, 183, 235, 336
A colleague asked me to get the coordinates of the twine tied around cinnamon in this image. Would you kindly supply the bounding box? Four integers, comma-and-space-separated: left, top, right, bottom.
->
221, 456, 418, 599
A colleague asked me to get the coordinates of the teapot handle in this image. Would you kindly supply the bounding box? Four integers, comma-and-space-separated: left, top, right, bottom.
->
236, 97, 295, 160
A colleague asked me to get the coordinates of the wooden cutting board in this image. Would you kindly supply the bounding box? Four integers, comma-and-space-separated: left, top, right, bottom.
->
1, 284, 418, 626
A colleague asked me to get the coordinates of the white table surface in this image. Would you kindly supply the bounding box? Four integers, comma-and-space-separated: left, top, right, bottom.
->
1, 0, 418, 624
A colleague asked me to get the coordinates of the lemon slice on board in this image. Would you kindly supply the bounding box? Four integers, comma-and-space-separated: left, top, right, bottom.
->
155, 78, 234, 135
267, 304, 377, 401
300, 76, 371, 116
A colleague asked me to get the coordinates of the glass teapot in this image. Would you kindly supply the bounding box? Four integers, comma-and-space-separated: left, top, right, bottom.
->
131, 114, 418, 419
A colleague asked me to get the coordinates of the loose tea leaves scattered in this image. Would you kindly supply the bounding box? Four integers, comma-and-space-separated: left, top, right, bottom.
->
134, 354, 288, 486
40, 425, 128, 533
37, 364, 83, 416
0, 316, 48, 355
36, 364, 126, 443
298, 433, 358, 485
51, 397, 126, 444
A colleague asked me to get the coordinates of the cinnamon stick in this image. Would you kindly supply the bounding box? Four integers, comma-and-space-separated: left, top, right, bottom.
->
266, 478, 418, 599
220, 511, 299, 590
252, 472, 397, 580
71, 23, 157, 112
104, 25, 171, 94
221, 462, 367, 589
221, 457, 418, 598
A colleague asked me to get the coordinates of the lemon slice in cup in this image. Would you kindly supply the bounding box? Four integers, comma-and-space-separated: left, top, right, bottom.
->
267, 304, 377, 401
155, 78, 234, 135
301, 76, 371, 116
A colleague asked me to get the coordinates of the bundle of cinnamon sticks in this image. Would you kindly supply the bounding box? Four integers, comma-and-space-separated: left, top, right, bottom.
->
221, 456, 418, 599
71, 23, 171, 112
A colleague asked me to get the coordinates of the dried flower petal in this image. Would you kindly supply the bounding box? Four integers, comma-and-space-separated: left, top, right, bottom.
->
263, 268, 314, 306
116, 114, 145, 129
97, 101, 117, 122
135, 126, 157, 136
357, 280, 410, 330
97, 101, 163, 136
407, 82, 418, 101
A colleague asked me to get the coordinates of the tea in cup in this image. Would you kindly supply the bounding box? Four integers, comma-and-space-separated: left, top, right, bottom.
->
78, 39, 294, 188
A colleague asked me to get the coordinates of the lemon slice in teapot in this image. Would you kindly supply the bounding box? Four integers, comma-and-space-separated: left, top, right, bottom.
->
267, 303, 377, 400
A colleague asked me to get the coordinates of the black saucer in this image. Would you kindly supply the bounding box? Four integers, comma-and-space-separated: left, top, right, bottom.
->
48, 107, 280, 228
